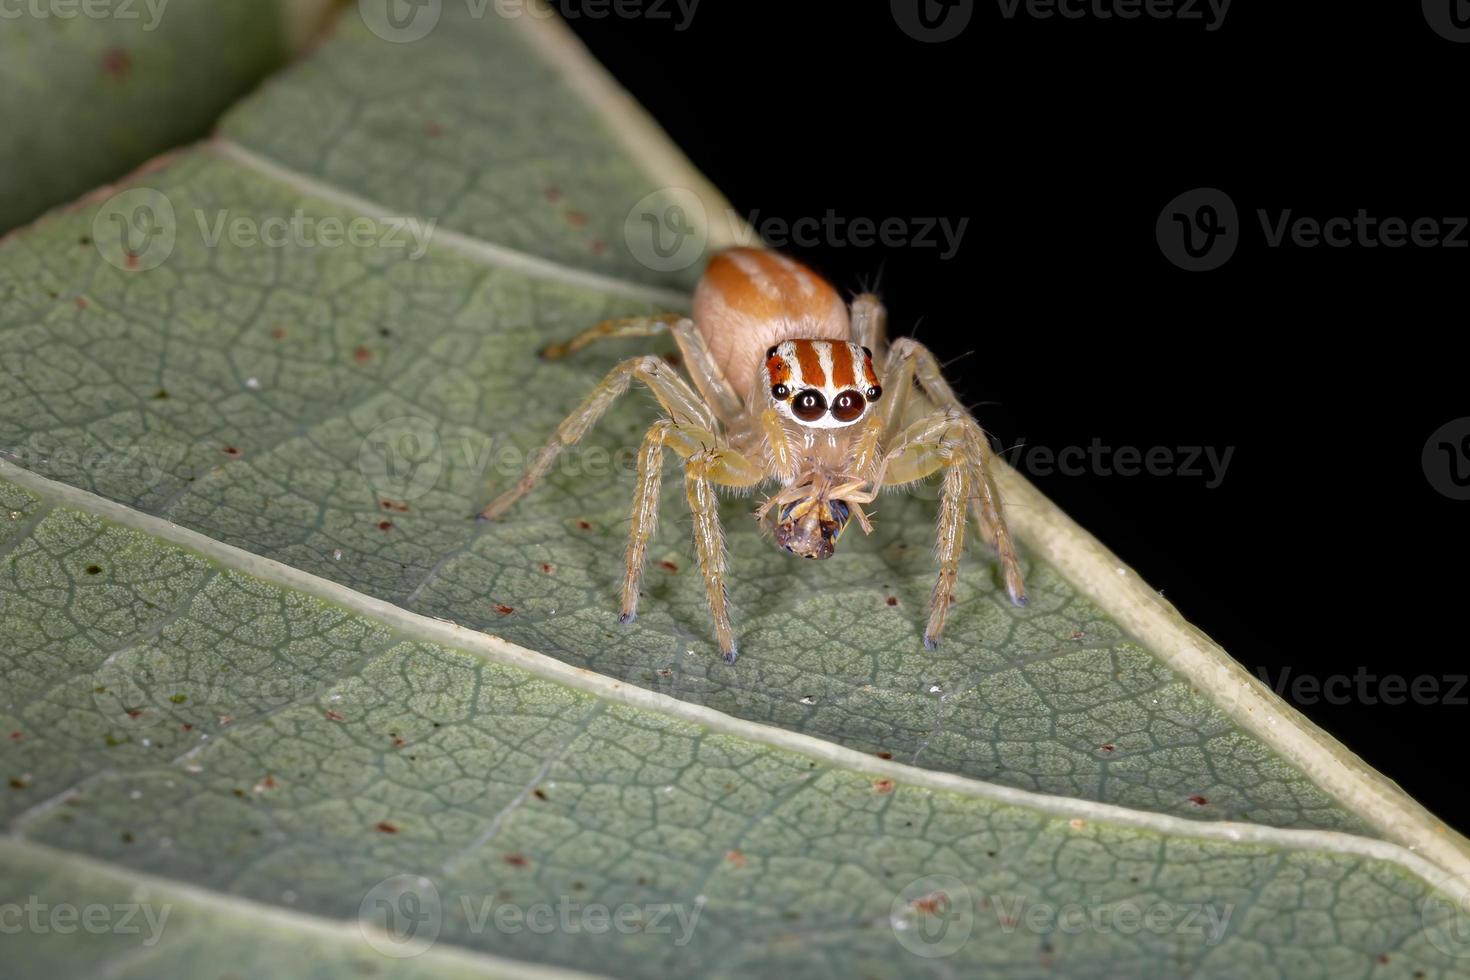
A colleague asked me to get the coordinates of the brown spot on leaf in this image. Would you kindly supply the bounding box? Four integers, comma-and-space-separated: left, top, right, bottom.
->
376, 821, 399, 834
380, 499, 410, 513
8, 732, 21, 741
271, 326, 287, 340
221, 445, 242, 457
494, 604, 515, 616
75, 297, 88, 310
325, 710, 345, 722
353, 347, 374, 364
9, 777, 29, 790
576, 519, 592, 530
254, 775, 277, 793
377, 520, 393, 532
151, 389, 169, 400
885, 596, 898, 606
566, 210, 588, 227
1099, 743, 1116, 753
423, 121, 444, 138
725, 850, 746, 868
125, 709, 144, 719
504, 853, 530, 868
533, 788, 548, 801
912, 891, 948, 916
1070, 630, 1086, 640
873, 779, 895, 795
392, 736, 406, 748
875, 751, 893, 760
658, 560, 678, 573
101, 46, 131, 77
589, 239, 607, 255
1187, 794, 1209, 807
539, 562, 555, 574
85, 565, 102, 575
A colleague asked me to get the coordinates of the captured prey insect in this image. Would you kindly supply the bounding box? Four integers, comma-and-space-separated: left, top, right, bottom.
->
479, 247, 1027, 662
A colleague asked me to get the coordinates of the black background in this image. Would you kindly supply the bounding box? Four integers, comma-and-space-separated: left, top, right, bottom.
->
565, 1, 1468, 830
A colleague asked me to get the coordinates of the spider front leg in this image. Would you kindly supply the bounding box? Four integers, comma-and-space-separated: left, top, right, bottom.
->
619, 419, 761, 648
878, 419, 977, 649
539, 314, 744, 424
685, 449, 763, 662
479, 355, 712, 520
879, 337, 1028, 608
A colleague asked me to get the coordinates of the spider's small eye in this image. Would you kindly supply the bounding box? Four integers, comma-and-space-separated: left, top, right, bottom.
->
865, 385, 882, 401
771, 383, 790, 399
831, 390, 866, 423
765, 345, 779, 360
861, 346, 873, 359
791, 388, 827, 421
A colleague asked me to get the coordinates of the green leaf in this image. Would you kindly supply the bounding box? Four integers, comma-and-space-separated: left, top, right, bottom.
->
0, 0, 332, 233
2, 4, 1469, 976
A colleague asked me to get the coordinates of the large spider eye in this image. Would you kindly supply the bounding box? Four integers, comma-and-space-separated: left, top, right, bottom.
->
831, 390, 866, 423
865, 385, 882, 401
770, 383, 790, 399
791, 388, 827, 421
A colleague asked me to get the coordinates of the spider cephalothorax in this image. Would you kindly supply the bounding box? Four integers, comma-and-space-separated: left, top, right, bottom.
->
764, 340, 883, 430
481, 247, 1026, 661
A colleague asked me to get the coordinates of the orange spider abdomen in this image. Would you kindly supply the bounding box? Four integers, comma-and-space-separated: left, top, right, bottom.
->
692, 248, 850, 401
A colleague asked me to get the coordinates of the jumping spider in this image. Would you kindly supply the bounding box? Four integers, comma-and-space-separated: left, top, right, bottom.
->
481, 248, 1027, 661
